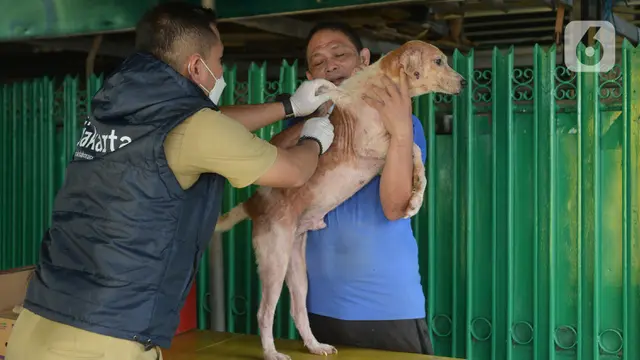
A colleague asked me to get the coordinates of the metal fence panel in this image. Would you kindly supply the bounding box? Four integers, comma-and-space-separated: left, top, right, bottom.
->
1, 44, 639, 360
0, 74, 103, 271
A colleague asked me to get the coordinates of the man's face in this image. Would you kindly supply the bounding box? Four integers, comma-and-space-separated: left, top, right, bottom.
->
305, 29, 370, 86
186, 25, 224, 92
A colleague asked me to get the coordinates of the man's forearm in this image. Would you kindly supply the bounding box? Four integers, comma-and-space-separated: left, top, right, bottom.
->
282, 140, 321, 186
379, 134, 414, 220
220, 102, 286, 132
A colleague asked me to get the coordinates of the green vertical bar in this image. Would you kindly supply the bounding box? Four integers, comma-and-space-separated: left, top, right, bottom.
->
248, 62, 266, 335
0, 84, 6, 270
421, 91, 438, 353
30, 79, 38, 265
71, 78, 80, 159
451, 49, 471, 358
451, 50, 461, 358
411, 94, 431, 349
63, 77, 70, 166
11, 83, 19, 268
596, 48, 626, 358
591, 46, 602, 360
466, 49, 493, 360
505, 49, 516, 360
1, 84, 6, 270
45, 77, 55, 230
491, 46, 508, 360
36, 78, 46, 263
33, 79, 40, 265
548, 58, 561, 360
223, 65, 237, 332
622, 39, 640, 360
86, 74, 103, 108
220, 64, 238, 334
20, 81, 26, 266
197, 251, 210, 330
421, 93, 454, 356
279, 59, 298, 97
6, 83, 11, 269
60, 77, 71, 184
465, 51, 476, 357
195, 69, 212, 330
279, 59, 299, 340
21, 81, 28, 267
533, 44, 554, 360
621, 39, 631, 360
576, 42, 597, 360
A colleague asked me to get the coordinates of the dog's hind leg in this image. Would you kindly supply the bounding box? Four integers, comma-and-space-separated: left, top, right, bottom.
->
255, 223, 295, 360
285, 232, 338, 356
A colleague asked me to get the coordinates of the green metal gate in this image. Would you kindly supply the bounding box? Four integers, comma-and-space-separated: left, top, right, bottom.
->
1, 42, 639, 360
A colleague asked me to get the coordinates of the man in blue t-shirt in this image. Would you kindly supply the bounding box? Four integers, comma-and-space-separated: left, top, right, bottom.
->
284, 22, 433, 354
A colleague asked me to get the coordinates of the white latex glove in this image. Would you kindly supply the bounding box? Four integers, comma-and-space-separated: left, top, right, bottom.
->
299, 116, 335, 155
290, 79, 336, 117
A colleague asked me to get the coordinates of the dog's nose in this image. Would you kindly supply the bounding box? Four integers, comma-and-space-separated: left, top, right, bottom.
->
460, 79, 467, 87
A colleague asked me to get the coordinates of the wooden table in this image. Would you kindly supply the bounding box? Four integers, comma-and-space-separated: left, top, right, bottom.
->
162, 331, 463, 360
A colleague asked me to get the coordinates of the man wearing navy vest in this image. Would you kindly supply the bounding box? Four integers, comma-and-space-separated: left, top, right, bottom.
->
6, 3, 336, 360
284, 22, 434, 355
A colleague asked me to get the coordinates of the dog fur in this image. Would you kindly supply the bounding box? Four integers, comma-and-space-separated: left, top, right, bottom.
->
213, 40, 465, 360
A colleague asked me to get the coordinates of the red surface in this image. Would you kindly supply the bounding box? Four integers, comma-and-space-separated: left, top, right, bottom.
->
175, 282, 197, 335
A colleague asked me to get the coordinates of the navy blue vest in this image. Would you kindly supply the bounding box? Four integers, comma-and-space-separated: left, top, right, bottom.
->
24, 52, 225, 348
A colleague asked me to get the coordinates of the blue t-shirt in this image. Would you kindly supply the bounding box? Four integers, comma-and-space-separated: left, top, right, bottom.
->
285, 115, 427, 321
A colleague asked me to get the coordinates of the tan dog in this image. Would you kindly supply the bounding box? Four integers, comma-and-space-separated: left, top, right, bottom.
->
214, 40, 465, 360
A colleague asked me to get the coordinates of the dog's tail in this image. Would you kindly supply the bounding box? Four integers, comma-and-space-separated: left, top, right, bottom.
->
214, 203, 249, 233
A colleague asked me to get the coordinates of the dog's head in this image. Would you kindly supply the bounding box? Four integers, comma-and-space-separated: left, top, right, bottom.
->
379, 40, 466, 96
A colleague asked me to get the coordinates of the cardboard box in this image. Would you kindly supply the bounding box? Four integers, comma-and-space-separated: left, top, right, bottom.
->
0, 266, 195, 358
0, 266, 34, 359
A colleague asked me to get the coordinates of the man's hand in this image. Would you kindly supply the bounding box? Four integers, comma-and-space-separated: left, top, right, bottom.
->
290, 79, 336, 117
253, 116, 334, 188
299, 116, 335, 155
362, 66, 413, 138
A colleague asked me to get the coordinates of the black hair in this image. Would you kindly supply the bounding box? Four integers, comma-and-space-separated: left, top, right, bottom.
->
135, 2, 219, 68
305, 21, 364, 53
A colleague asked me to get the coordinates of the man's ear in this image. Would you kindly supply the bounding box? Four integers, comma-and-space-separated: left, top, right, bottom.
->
185, 54, 201, 79
305, 71, 313, 81
359, 48, 371, 66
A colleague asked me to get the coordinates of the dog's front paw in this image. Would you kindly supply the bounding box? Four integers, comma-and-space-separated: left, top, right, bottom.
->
404, 193, 424, 218
404, 171, 427, 219
306, 342, 338, 356
264, 351, 292, 360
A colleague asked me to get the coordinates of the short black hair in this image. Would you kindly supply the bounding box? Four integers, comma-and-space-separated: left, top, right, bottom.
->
135, 2, 219, 68
305, 21, 364, 54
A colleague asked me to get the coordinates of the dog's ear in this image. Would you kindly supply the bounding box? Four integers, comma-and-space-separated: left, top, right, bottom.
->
379, 46, 424, 80
399, 48, 423, 81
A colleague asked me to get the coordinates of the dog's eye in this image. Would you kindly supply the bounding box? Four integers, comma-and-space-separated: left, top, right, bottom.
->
414, 71, 420, 79
434, 58, 442, 66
